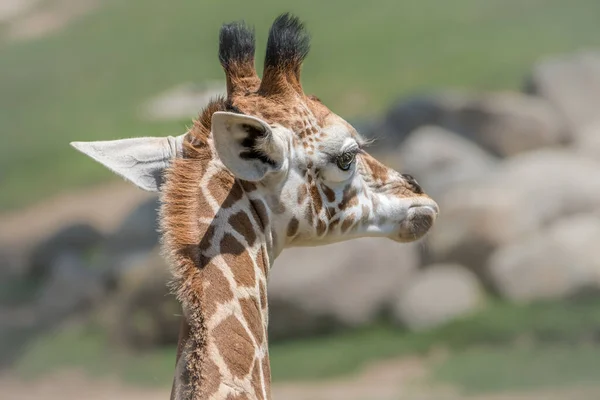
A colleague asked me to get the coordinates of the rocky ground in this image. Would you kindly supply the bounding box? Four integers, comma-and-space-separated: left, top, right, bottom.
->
3, 358, 600, 400
9, 49, 600, 347
0, 181, 152, 250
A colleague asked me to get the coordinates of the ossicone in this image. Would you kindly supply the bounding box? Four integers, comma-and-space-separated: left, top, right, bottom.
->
259, 13, 311, 96
218, 20, 260, 96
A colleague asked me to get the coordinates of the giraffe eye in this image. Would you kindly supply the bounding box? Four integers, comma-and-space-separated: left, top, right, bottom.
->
336, 151, 356, 171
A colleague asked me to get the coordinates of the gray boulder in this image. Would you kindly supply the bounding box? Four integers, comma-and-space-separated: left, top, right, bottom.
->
268, 238, 419, 340
371, 95, 444, 151
0, 247, 27, 280
34, 252, 106, 327
526, 50, 600, 135
28, 222, 104, 279
101, 248, 179, 349
574, 123, 600, 160
428, 149, 600, 278
487, 213, 600, 302
392, 264, 485, 331
376, 90, 566, 156
398, 125, 498, 199
99, 196, 161, 282
106, 196, 160, 256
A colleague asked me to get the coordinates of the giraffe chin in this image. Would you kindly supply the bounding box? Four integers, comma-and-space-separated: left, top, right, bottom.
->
394, 200, 439, 243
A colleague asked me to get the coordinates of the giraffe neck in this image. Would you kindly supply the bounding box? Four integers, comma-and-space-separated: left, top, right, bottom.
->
161, 142, 273, 400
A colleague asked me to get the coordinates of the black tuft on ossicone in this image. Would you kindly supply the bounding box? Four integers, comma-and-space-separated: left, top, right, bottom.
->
219, 21, 256, 70
264, 13, 310, 71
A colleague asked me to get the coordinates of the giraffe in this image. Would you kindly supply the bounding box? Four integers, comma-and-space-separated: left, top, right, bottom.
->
71, 13, 439, 400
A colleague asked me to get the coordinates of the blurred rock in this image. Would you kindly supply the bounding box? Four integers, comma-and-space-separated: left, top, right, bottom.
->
574, 123, 600, 160
140, 81, 225, 121
268, 238, 419, 340
488, 213, 600, 302
428, 149, 600, 278
0, 247, 27, 279
100, 196, 160, 282
526, 50, 600, 135
373, 94, 444, 149
106, 196, 160, 256
102, 248, 179, 349
398, 125, 498, 199
376, 91, 566, 157
392, 264, 485, 331
0, 1, 41, 24
34, 252, 105, 326
28, 222, 104, 279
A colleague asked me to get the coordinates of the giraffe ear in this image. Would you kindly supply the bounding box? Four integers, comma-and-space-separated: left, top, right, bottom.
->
70, 134, 185, 192
212, 111, 285, 182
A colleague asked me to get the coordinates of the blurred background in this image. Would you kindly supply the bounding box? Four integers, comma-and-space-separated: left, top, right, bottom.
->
2, 0, 600, 399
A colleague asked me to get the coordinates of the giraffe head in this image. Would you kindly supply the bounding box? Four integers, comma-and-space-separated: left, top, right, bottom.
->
209, 14, 438, 254
71, 13, 438, 256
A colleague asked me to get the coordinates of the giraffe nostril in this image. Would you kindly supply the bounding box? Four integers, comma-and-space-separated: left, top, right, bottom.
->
402, 174, 423, 194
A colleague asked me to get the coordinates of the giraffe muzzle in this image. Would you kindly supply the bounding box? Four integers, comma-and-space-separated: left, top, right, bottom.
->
395, 198, 439, 242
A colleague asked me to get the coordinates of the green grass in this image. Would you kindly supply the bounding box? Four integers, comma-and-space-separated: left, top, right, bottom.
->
15, 326, 177, 387
1, 0, 600, 209
269, 296, 600, 382
13, 297, 600, 393
434, 345, 600, 394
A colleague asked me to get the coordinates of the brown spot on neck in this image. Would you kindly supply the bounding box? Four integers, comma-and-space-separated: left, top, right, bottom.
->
261, 355, 271, 395
309, 182, 323, 216
199, 356, 222, 398
240, 297, 265, 344
297, 184, 308, 204
202, 261, 235, 318
259, 280, 268, 312
328, 217, 341, 233
224, 180, 245, 208
229, 211, 257, 247
251, 359, 262, 398
240, 180, 258, 193
341, 215, 356, 234
212, 315, 255, 380
250, 199, 270, 231
338, 185, 359, 210
316, 218, 327, 236
304, 202, 314, 226
326, 207, 337, 219
321, 184, 336, 203
221, 234, 257, 288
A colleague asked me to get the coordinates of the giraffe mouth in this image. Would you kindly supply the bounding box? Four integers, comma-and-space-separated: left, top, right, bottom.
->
409, 203, 439, 216
395, 198, 439, 242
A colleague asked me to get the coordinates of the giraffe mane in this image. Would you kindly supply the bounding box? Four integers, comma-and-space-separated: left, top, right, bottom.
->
183, 97, 238, 158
